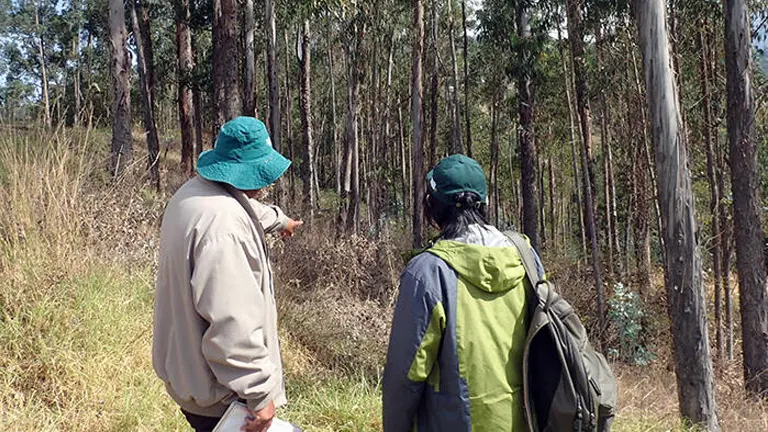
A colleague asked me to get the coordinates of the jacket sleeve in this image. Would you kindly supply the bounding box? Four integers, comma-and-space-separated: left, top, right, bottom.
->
250, 200, 289, 233
191, 234, 279, 412
383, 268, 446, 432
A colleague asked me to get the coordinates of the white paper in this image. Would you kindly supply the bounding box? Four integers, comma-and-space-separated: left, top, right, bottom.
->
212, 401, 301, 432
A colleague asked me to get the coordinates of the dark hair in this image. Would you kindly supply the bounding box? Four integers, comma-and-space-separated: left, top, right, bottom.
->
425, 191, 488, 240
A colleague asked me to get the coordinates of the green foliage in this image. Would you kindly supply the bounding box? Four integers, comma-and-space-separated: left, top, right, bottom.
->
607, 283, 656, 366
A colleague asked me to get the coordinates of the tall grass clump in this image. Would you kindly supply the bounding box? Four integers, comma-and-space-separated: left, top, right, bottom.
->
0, 127, 186, 430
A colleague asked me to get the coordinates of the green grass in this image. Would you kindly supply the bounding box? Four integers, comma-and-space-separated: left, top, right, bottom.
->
0, 262, 189, 431
0, 259, 382, 431
3, 127, 767, 431
282, 372, 381, 432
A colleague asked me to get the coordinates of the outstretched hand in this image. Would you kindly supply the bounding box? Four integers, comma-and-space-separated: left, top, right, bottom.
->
280, 218, 303, 239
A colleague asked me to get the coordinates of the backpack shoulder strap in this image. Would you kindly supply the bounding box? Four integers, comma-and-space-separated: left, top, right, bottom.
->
503, 231, 543, 287
221, 182, 270, 260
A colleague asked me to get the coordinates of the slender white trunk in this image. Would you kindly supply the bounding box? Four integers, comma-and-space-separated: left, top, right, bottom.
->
634, 2, 719, 429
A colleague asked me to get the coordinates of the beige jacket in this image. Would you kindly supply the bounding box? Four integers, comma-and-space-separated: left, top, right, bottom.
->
153, 176, 288, 417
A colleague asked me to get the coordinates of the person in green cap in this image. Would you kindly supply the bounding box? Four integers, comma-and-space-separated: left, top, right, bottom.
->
382, 154, 545, 432
153, 117, 302, 432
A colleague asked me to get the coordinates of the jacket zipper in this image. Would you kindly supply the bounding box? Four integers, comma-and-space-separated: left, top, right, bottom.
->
522, 319, 548, 431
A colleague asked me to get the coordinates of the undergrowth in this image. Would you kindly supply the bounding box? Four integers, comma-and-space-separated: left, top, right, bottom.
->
1, 127, 767, 431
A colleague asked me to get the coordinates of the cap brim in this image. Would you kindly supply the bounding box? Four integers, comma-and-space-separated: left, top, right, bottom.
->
197, 148, 291, 190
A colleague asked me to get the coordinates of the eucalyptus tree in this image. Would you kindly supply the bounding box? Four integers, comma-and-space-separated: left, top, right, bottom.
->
724, 0, 768, 396
412, 0, 425, 247
108, 0, 132, 176
175, 0, 196, 174
212, 0, 241, 138
478, 0, 540, 252
129, 0, 160, 190
634, 1, 719, 429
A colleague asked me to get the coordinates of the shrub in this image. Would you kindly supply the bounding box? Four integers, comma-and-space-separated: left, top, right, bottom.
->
607, 282, 655, 366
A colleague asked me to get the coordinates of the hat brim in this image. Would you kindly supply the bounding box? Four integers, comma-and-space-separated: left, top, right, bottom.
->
197, 148, 291, 190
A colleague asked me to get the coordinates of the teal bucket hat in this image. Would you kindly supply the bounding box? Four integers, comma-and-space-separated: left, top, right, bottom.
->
197, 117, 291, 190
427, 154, 488, 203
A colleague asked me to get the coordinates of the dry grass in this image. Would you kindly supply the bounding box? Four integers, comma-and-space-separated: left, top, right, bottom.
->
274, 227, 402, 378
613, 362, 768, 431
0, 127, 189, 430
1, 126, 767, 431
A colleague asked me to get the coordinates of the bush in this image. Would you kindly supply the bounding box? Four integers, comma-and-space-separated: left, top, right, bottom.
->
607, 282, 655, 366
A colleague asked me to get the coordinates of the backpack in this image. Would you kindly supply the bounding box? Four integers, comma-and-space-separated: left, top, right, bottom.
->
504, 232, 618, 432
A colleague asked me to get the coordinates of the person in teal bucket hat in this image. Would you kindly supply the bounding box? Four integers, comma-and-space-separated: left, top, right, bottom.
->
197, 117, 292, 190
154, 117, 302, 432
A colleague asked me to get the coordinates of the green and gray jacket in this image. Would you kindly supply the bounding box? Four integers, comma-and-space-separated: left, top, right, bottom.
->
383, 225, 544, 432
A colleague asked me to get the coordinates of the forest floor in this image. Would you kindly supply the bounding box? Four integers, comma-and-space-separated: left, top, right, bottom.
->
1, 127, 767, 431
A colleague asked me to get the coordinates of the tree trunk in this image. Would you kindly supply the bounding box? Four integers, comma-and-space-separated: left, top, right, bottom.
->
549, 155, 557, 249
566, 0, 604, 330
72, 35, 81, 126
517, 1, 539, 252
698, 19, 724, 361
383, 31, 396, 170
284, 29, 295, 201
328, 39, 340, 196
337, 94, 353, 237
539, 155, 547, 247
299, 20, 315, 224
130, 0, 160, 190
337, 23, 363, 236
557, 8, 586, 255
193, 88, 204, 157
265, 0, 281, 186
711, 21, 735, 361
596, 23, 613, 275
489, 92, 500, 226
411, 0, 426, 248
628, 25, 666, 256
635, 128, 652, 294
428, 1, 439, 169
623, 24, 651, 291
379, 34, 396, 219
86, 30, 94, 129
243, 0, 256, 117
565, 0, 595, 198
724, 0, 768, 396
108, 0, 132, 177
668, 0, 687, 143
137, 0, 156, 106
634, 2, 720, 429
212, 0, 241, 135
603, 142, 614, 275
191, 31, 204, 156
399, 104, 409, 218
461, 0, 471, 156
446, 0, 463, 155
34, 2, 51, 128
607, 136, 620, 271
266, 0, 284, 204
176, 0, 195, 176
349, 47, 361, 235
719, 137, 735, 361
625, 181, 636, 277
369, 30, 382, 232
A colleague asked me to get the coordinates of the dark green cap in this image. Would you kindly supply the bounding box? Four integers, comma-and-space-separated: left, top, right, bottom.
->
427, 154, 487, 203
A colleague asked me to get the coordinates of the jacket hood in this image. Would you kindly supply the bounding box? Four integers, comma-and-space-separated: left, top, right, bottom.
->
428, 240, 526, 293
